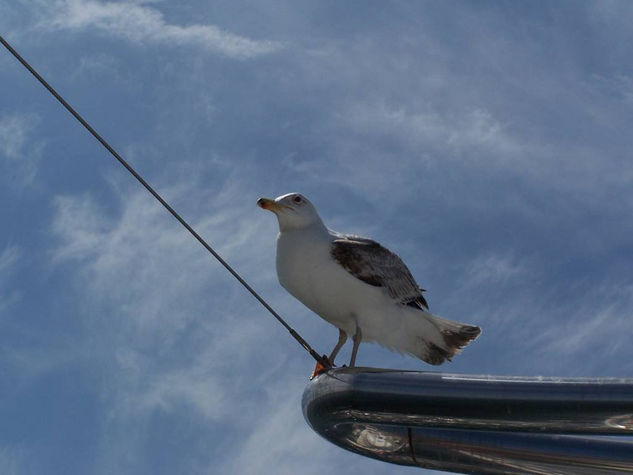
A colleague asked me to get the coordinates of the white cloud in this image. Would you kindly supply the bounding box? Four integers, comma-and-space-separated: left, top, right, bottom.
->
287, 90, 633, 218
285, 102, 524, 204
0, 246, 20, 277
0, 445, 26, 475
0, 112, 43, 186
220, 378, 338, 475
43, 0, 282, 59
51, 194, 111, 263
51, 184, 264, 339
463, 252, 531, 288
455, 276, 633, 377
70, 53, 122, 81
112, 345, 227, 421
343, 103, 518, 158
530, 283, 633, 372
0, 246, 21, 318
48, 176, 320, 472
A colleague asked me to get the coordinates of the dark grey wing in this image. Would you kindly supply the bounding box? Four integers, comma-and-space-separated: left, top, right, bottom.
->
330, 236, 429, 310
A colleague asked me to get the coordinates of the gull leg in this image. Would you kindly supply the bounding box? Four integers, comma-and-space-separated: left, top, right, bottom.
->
349, 324, 362, 368
328, 328, 347, 365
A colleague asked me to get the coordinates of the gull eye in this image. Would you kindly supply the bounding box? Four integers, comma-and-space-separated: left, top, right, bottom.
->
293, 195, 302, 204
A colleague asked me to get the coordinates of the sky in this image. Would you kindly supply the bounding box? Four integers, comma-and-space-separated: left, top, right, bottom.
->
1, 1, 633, 474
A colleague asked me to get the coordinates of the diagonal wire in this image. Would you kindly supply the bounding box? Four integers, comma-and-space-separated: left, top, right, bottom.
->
0, 34, 329, 368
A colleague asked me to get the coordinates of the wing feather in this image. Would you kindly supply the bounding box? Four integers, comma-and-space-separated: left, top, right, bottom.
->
330, 235, 429, 310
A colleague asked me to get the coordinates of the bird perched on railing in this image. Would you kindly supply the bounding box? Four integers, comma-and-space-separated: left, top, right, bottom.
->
258, 192, 481, 367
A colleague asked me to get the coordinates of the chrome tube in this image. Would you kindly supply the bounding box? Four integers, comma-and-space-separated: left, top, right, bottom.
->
302, 368, 633, 474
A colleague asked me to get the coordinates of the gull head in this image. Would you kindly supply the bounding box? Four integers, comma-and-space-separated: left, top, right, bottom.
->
257, 192, 323, 231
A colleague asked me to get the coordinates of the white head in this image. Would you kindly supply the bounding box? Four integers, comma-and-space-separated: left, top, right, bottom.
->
257, 192, 325, 232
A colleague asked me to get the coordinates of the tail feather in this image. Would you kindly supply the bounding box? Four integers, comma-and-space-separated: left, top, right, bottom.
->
361, 306, 481, 366
417, 314, 481, 365
424, 342, 453, 366
442, 323, 482, 351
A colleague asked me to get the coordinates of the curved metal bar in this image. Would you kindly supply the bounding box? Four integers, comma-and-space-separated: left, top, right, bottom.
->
302, 368, 633, 474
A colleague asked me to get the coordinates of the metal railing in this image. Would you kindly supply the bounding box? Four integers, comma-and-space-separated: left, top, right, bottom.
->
302, 368, 633, 474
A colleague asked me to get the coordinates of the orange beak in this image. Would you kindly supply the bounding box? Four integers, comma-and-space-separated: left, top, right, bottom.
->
257, 197, 280, 212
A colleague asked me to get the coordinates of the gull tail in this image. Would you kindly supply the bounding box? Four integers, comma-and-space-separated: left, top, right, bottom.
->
362, 306, 481, 366
411, 312, 481, 365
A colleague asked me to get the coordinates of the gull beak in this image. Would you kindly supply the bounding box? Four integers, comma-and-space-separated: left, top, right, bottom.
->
257, 197, 281, 212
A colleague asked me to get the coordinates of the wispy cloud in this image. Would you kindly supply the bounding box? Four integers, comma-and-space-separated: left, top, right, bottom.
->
0, 246, 20, 277
0, 445, 25, 475
69, 53, 122, 81
48, 176, 316, 472
0, 113, 43, 187
529, 283, 633, 374
463, 252, 532, 288
220, 378, 340, 475
285, 101, 524, 208
0, 246, 21, 318
42, 0, 282, 59
341, 103, 518, 159
50, 181, 268, 336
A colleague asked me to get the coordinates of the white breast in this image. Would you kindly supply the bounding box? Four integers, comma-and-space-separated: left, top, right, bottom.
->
276, 228, 330, 309
275, 227, 387, 334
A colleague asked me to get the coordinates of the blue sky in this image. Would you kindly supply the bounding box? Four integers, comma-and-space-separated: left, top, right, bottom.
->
1, 1, 633, 473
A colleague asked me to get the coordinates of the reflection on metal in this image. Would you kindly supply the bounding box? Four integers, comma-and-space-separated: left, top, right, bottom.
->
302, 368, 633, 474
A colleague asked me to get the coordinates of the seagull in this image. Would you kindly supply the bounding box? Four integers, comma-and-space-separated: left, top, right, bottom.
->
257, 192, 481, 367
